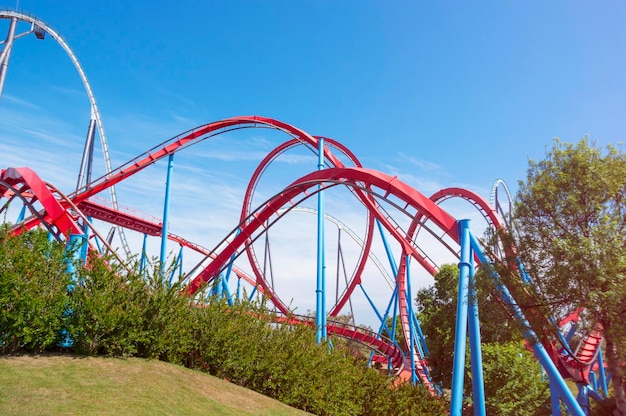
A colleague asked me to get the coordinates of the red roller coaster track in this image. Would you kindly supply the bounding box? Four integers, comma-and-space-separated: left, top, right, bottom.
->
0, 115, 605, 398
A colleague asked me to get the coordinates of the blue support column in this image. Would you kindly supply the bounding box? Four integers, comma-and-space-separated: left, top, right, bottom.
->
467, 255, 486, 416
376, 219, 399, 274
590, 371, 597, 391
451, 219, 472, 415
378, 285, 398, 339
221, 278, 233, 305
375, 285, 399, 372
248, 285, 258, 302
411, 312, 429, 357
390, 286, 399, 342
178, 245, 183, 278
597, 349, 608, 397
139, 233, 148, 276
223, 229, 240, 287
469, 233, 584, 416
168, 246, 184, 286
360, 284, 385, 325
16, 205, 26, 222
93, 233, 103, 254
222, 245, 238, 306
373, 217, 403, 352
62, 234, 87, 349
576, 383, 590, 415
160, 154, 174, 277
315, 137, 326, 343
66, 234, 88, 277
549, 377, 563, 416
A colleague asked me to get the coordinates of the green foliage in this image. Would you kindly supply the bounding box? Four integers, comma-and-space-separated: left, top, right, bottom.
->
68, 255, 149, 356
68, 257, 198, 362
415, 265, 552, 415
469, 342, 551, 416
135, 269, 197, 364
187, 299, 446, 416
0, 228, 447, 414
515, 138, 626, 411
0, 226, 72, 353
515, 138, 626, 317
415, 264, 521, 387
362, 378, 448, 416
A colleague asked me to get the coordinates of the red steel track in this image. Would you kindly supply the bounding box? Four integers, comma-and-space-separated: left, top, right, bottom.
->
0, 115, 604, 391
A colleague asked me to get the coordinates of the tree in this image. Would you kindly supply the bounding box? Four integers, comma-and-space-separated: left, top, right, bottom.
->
473, 342, 551, 416
514, 138, 626, 414
415, 264, 552, 415
415, 264, 522, 387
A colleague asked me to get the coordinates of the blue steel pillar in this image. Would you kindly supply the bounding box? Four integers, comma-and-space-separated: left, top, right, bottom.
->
405, 255, 418, 384
139, 233, 148, 276
67, 234, 88, 276
315, 138, 327, 343
16, 205, 26, 222
468, 255, 486, 416
160, 154, 174, 276
469, 233, 584, 416
451, 219, 472, 415
597, 349, 608, 397
576, 383, 591, 416
549, 376, 563, 416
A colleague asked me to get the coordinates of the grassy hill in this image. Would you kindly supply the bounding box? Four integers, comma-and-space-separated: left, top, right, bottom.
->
0, 354, 312, 416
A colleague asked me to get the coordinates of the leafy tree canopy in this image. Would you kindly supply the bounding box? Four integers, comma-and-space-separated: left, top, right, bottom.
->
415, 264, 522, 388
514, 138, 626, 414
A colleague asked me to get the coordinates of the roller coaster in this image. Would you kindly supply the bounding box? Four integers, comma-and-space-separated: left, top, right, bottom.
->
0, 11, 613, 416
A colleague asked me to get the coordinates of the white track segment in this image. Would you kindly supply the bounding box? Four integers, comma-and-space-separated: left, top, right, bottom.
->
0, 10, 130, 256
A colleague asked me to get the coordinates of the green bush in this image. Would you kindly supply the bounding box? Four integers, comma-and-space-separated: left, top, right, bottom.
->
68, 255, 149, 356
134, 269, 196, 364
0, 226, 72, 353
186, 298, 446, 415
0, 227, 447, 414
471, 342, 551, 416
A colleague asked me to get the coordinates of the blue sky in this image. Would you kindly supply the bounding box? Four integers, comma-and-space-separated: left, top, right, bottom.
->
1, 1, 625, 323
4, 1, 626, 190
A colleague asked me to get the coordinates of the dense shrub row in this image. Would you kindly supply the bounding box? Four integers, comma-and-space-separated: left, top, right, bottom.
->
0, 227, 446, 415
0, 226, 72, 352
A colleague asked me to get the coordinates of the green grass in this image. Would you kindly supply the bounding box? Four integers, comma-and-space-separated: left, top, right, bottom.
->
0, 354, 312, 416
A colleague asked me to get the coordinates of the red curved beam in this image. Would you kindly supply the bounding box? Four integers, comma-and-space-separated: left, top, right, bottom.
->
185, 167, 454, 392
276, 315, 407, 372
396, 254, 436, 393
405, 186, 505, 265
429, 187, 504, 231
426, 188, 604, 384
239, 137, 375, 317
70, 116, 345, 205
185, 166, 458, 295
0, 167, 83, 238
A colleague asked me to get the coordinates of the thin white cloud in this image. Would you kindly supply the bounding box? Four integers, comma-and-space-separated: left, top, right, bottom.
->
0, 79, 493, 331
398, 152, 449, 175
50, 84, 84, 97
2, 94, 43, 110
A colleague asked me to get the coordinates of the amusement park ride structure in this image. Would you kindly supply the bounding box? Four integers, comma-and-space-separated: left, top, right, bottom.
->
0, 11, 612, 416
